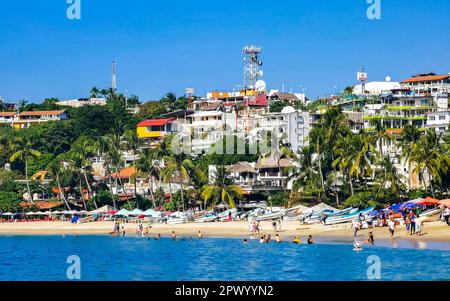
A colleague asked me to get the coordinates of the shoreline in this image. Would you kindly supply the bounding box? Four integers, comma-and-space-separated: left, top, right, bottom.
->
0, 220, 449, 250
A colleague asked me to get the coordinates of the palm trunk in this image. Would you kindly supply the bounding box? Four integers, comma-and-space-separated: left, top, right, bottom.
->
56, 175, 71, 210
83, 170, 97, 209
79, 178, 87, 210
408, 161, 412, 190
349, 173, 354, 196
25, 158, 34, 204
148, 173, 156, 208
116, 165, 131, 208
317, 154, 325, 194
180, 180, 185, 212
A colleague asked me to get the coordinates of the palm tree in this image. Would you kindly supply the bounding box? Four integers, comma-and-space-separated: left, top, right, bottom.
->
201, 165, 243, 209
322, 108, 347, 204
70, 137, 98, 209
161, 154, 193, 212
349, 131, 376, 188
333, 132, 356, 196
9, 135, 41, 204
309, 127, 326, 194
136, 147, 162, 208
90, 87, 100, 98
399, 124, 422, 189
48, 160, 72, 210
373, 155, 405, 200
369, 119, 390, 156
411, 129, 450, 196
123, 129, 140, 197
104, 133, 131, 207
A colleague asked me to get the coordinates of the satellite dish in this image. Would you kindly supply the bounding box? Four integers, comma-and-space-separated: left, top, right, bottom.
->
385, 76, 392, 82
255, 80, 266, 92
257, 70, 264, 77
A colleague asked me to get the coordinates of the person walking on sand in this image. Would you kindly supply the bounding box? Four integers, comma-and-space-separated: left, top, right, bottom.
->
444, 207, 450, 225
272, 220, 277, 232
352, 219, 360, 237
409, 212, 416, 235
388, 218, 395, 240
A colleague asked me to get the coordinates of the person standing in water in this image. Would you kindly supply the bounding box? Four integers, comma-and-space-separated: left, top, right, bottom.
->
367, 232, 374, 244
197, 231, 203, 239
307, 235, 314, 244
171, 231, 177, 240
275, 234, 281, 243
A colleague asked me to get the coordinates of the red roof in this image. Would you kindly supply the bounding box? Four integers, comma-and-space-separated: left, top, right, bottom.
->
137, 118, 173, 127
0, 112, 17, 117
402, 74, 450, 84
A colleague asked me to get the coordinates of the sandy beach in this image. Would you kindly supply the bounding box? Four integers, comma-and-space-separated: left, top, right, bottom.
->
1, 220, 449, 248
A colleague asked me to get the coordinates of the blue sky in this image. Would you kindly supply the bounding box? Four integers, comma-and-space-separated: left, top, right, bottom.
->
0, 0, 449, 103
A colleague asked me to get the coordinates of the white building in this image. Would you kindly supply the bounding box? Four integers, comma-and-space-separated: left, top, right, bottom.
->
426, 111, 450, 134
353, 81, 401, 95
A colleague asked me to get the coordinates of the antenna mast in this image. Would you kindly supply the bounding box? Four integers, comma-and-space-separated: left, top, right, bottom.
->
243, 45, 263, 90
112, 60, 117, 90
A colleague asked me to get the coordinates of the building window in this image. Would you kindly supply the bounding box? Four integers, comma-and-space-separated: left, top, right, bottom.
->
439, 115, 445, 120
429, 116, 435, 121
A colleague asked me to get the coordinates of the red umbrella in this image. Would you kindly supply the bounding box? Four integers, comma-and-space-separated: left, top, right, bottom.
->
108, 210, 118, 214
417, 197, 440, 205
438, 199, 450, 208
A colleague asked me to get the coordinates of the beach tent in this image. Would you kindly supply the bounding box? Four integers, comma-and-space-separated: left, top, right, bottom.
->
35, 211, 45, 215
402, 202, 425, 209
43, 211, 53, 215
115, 209, 131, 216
288, 204, 309, 214
129, 209, 144, 215
306, 203, 338, 213
416, 197, 440, 205
438, 199, 450, 208
2, 212, 14, 216
89, 205, 117, 215
142, 209, 161, 217
25, 212, 36, 216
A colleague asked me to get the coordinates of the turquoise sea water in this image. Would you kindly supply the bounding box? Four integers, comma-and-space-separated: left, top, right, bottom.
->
0, 235, 448, 281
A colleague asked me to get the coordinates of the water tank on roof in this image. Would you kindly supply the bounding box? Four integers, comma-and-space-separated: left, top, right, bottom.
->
281, 106, 296, 114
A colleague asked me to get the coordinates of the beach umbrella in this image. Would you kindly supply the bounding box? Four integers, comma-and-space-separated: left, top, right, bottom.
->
43, 211, 52, 215
438, 199, 450, 208
416, 197, 440, 205
129, 209, 144, 215
2, 212, 14, 216
53, 211, 62, 214
25, 212, 36, 216
115, 209, 131, 216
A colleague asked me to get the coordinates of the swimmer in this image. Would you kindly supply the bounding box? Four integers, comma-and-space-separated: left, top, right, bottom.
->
353, 241, 362, 251
292, 236, 301, 244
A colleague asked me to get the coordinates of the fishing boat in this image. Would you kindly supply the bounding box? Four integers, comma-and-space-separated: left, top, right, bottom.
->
250, 209, 287, 221
166, 212, 190, 224
194, 212, 218, 223
302, 207, 357, 224
218, 208, 238, 221
325, 207, 375, 225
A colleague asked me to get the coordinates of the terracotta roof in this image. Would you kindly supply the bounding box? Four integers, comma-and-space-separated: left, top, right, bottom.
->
110, 166, 137, 179
401, 74, 450, 84
270, 92, 299, 101
19, 110, 66, 116
137, 118, 173, 127
20, 201, 64, 210
256, 157, 295, 169
227, 162, 257, 173
0, 112, 17, 117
